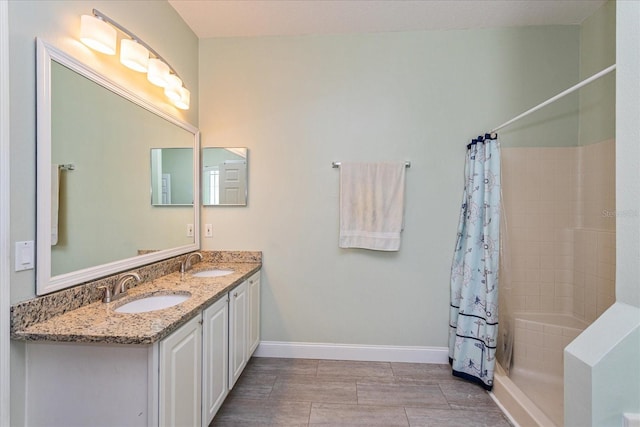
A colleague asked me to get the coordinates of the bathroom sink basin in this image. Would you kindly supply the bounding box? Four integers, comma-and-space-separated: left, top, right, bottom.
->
115, 293, 191, 314
191, 269, 234, 278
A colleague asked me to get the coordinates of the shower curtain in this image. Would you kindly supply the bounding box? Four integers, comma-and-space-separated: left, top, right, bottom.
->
449, 133, 501, 390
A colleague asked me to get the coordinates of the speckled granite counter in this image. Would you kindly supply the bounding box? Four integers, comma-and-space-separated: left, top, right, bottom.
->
11, 258, 261, 345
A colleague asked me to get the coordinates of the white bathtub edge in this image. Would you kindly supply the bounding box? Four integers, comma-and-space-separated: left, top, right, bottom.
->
492, 363, 557, 427
489, 390, 521, 427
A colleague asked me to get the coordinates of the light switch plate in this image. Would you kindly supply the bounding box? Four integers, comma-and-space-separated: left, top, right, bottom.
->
205, 224, 213, 237
15, 240, 34, 271
186, 224, 194, 237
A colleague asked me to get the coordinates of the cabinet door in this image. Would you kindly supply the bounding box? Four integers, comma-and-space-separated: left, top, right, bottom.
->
202, 296, 229, 426
159, 314, 202, 427
229, 280, 248, 389
248, 272, 261, 356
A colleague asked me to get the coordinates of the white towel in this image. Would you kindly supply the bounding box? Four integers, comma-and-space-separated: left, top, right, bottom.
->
51, 164, 60, 246
339, 162, 406, 251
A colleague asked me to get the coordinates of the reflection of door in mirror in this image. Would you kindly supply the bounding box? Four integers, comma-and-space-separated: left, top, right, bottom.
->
202, 148, 248, 206
220, 161, 246, 204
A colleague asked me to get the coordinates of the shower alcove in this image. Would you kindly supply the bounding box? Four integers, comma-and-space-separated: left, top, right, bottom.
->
495, 140, 616, 426
489, 2, 616, 423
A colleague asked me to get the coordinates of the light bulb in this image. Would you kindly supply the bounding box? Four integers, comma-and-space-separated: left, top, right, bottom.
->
120, 39, 149, 72
164, 74, 183, 102
174, 87, 190, 110
147, 58, 170, 87
80, 15, 116, 55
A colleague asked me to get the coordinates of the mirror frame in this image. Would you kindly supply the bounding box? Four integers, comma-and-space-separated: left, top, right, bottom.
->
36, 39, 200, 296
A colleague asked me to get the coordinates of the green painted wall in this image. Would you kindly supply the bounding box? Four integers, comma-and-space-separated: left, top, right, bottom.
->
199, 26, 580, 348
579, 0, 616, 146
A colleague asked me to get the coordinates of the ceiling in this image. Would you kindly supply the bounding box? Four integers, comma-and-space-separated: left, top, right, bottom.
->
168, 0, 607, 39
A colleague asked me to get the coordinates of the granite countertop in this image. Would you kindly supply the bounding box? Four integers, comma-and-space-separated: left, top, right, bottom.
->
11, 261, 261, 345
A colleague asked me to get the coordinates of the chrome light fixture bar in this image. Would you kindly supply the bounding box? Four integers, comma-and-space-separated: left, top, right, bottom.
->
80, 9, 190, 110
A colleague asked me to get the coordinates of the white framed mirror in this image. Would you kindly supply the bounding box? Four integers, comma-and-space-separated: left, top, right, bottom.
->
36, 39, 200, 296
202, 147, 248, 206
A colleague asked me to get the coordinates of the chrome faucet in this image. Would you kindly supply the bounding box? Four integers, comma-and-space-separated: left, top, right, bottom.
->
181, 252, 203, 274
101, 272, 141, 303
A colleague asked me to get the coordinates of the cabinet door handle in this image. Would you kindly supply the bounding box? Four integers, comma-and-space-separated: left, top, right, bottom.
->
234, 292, 238, 297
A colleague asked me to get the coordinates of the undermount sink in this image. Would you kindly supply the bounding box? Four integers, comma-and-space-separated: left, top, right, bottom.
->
114, 293, 191, 314
191, 269, 234, 278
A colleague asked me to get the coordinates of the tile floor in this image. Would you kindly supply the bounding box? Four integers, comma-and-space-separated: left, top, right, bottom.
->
211, 357, 512, 426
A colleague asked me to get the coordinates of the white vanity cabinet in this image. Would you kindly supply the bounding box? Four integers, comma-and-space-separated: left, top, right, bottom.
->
22, 270, 261, 427
248, 272, 261, 355
229, 278, 248, 388
159, 314, 203, 427
24, 314, 203, 427
229, 271, 261, 389
203, 271, 259, 422
202, 296, 229, 425
25, 341, 154, 427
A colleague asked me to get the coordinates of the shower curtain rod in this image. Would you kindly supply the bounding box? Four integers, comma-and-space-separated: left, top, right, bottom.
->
491, 64, 616, 134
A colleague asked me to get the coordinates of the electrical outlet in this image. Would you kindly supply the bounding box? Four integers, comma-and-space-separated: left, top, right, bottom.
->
205, 224, 213, 238
186, 224, 194, 237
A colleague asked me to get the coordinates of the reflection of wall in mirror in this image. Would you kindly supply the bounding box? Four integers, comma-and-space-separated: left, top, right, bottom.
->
50, 61, 195, 277
151, 148, 193, 205
162, 149, 193, 205
202, 148, 247, 205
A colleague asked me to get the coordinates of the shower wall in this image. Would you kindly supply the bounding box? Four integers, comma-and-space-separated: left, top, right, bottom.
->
574, 139, 616, 322
501, 139, 615, 321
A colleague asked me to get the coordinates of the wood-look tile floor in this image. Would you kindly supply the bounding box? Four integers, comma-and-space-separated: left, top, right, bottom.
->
211, 357, 512, 426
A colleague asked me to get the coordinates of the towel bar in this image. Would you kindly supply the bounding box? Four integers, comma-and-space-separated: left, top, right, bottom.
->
332, 161, 411, 168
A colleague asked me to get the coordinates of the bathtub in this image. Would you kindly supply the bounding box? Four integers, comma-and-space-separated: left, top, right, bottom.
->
491, 313, 588, 427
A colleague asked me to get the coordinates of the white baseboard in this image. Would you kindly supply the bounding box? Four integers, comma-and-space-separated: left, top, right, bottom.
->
253, 341, 449, 364
623, 413, 640, 427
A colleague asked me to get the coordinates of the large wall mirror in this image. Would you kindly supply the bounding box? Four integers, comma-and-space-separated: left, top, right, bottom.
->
36, 39, 200, 296
202, 147, 248, 206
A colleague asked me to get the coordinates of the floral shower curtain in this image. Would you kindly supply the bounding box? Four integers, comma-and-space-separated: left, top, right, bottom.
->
449, 133, 501, 390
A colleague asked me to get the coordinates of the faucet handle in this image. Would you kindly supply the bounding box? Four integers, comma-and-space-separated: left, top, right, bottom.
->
113, 272, 141, 296
99, 286, 112, 303
181, 252, 203, 274
119, 273, 141, 291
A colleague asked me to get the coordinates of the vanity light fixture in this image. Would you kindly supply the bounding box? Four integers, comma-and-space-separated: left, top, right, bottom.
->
79, 9, 189, 110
